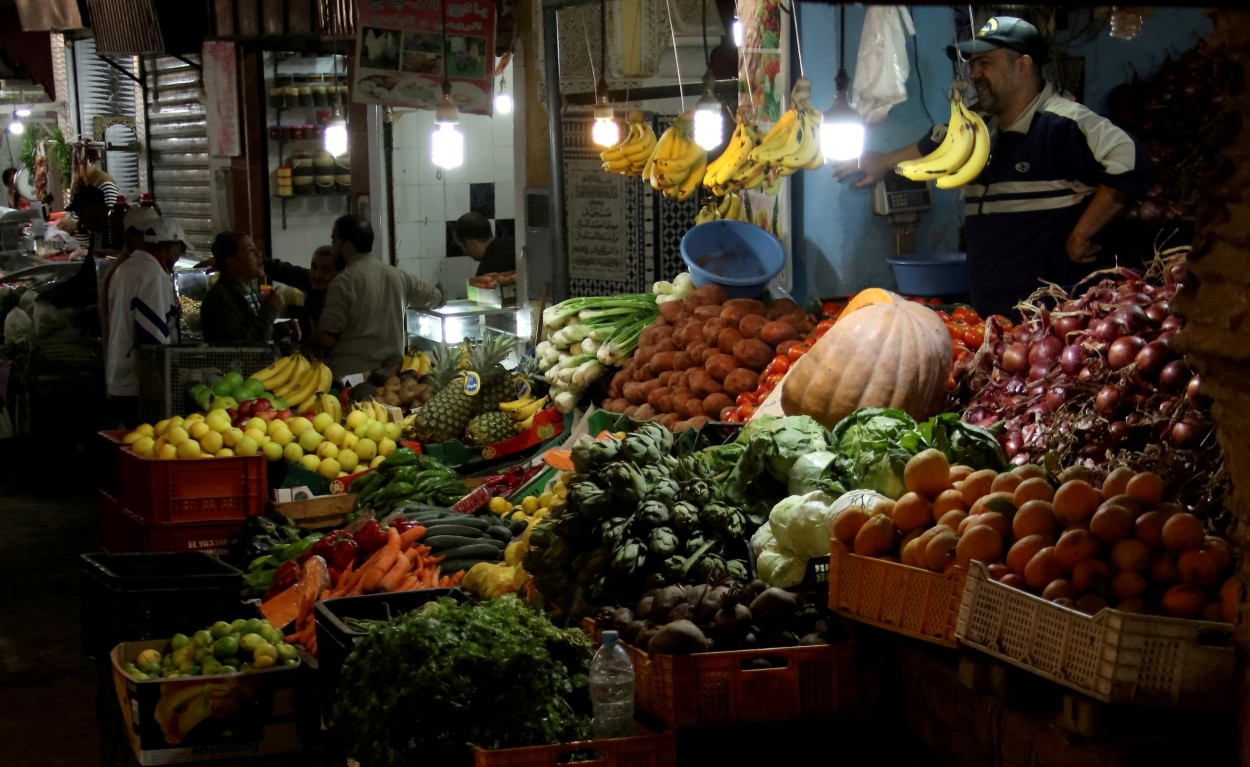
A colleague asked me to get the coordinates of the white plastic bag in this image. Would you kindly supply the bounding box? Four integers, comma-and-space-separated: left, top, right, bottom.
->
851, 6, 915, 125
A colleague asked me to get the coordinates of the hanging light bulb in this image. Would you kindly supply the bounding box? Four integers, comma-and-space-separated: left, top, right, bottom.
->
693, 70, 724, 150
324, 104, 348, 156
7, 116, 23, 135
732, 15, 744, 47
494, 75, 513, 115
821, 8, 863, 162
432, 85, 465, 169
15, 107, 31, 118
591, 77, 619, 147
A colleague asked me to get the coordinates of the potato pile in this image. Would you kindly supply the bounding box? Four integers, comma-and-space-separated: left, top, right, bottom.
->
601, 283, 815, 431
834, 453, 1238, 622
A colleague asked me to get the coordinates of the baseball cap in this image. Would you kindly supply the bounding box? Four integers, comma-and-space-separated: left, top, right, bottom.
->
948, 17, 1047, 63
65, 184, 105, 213
124, 206, 161, 232
143, 218, 186, 246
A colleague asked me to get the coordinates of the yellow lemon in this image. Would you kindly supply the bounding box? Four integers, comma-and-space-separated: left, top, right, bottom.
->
370, 455, 386, 468
157, 444, 179, 460
134, 423, 155, 438
365, 421, 386, 443
166, 426, 189, 446
269, 424, 293, 447
341, 432, 359, 451
177, 439, 202, 459
236, 436, 259, 457
312, 413, 334, 433
199, 431, 223, 454
132, 436, 155, 457
354, 422, 372, 438
223, 427, 244, 447
318, 458, 341, 480
154, 419, 171, 435
122, 430, 145, 444
205, 413, 231, 433
377, 437, 396, 457
168, 416, 185, 429
345, 410, 369, 430
354, 438, 377, 461
283, 443, 303, 463
324, 423, 347, 447
244, 428, 268, 446
262, 441, 285, 462
288, 416, 313, 437
299, 454, 321, 472
184, 413, 205, 424
298, 429, 323, 453
337, 449, 359, 472
384, 422, 401, 441
188, 421, 211, 440
246, 417, 269, 434
488, 496, 511, 515
216, 447, 235, 457
316, 441, 339, 460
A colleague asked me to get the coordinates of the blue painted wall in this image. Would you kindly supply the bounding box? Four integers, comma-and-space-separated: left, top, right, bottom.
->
791, 6, 1213, 303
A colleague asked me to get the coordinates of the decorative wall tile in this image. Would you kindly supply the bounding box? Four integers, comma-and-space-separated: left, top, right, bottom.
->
494, 182, 515, 219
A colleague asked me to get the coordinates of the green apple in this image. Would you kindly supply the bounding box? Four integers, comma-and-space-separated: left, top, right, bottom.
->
210, 395, 239, 411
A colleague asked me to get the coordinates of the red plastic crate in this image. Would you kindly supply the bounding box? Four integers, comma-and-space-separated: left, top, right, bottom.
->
99, 491, 245, 557
624, 641, 857, 728
101, 430, 267, 524
473, 726, 675, 767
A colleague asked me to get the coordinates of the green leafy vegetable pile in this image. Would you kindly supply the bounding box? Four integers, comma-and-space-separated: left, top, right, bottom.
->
332, 596, 593, 767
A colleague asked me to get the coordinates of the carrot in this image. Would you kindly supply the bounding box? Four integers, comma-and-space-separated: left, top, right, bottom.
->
378, 552, 415, 592
360, 546, 401, 593
399, 524, 426, 547
398, 573, 421, 591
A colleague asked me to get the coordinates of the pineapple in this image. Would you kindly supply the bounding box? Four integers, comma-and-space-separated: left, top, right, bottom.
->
464, 410, 517, 446
411, 343, 476, 443
474, 333, 519, 413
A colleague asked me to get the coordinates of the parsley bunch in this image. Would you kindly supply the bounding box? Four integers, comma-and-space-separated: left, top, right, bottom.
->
332, 596, 594, 767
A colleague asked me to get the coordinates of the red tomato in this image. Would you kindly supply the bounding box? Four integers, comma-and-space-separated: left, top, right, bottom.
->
787, 343, 809, 362
946, 323, 966, 342
821, 301, 843, 317
952, 306, 979, 324
764, 372, 785, 388
735, 392, 758, 407
935, 310, 951, 323
737, 403, 756, 419
764, 357, 790, 377
963, 323, 985, 348
815, 318, 836, 335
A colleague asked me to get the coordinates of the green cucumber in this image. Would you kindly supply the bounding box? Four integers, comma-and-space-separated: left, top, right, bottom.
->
485, 525, 513, 543
420, 524, 489, 539
435, 543, 506, 562
424, 535, 505, 551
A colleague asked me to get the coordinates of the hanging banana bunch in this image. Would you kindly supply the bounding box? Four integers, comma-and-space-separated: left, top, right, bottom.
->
695, 190, 751, 224
747, 77, 825, 179
599, 111, 658, 176
703, 109, 764, 196
894, 85, 990, 189
642, 111, 707, 202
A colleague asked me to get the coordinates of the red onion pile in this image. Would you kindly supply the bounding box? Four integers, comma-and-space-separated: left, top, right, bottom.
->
958, 250, 1219, 494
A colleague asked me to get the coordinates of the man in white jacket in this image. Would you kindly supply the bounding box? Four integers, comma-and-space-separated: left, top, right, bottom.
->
105, 217, 185, 427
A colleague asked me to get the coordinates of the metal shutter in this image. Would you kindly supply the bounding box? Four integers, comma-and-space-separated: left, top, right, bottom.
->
72, 37, 141, 197
145, 55, 213, 252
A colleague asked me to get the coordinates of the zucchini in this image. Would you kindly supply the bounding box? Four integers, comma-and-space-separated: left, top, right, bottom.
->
435, 543, 506, 562
437, 556, 498, 573
440, 515, 495, 531
420, 524, 488, 538
424, 535, 505, 551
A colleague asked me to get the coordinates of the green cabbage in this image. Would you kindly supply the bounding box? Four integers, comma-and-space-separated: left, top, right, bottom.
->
788, 451, 837, 495
826, 408, 917, 499
767, 491, 838, 560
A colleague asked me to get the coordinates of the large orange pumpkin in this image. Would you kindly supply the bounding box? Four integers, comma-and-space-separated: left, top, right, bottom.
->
781, 289, 952, 428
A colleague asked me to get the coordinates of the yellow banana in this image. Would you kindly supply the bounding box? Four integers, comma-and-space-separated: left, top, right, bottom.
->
936, 103, 990, 189
621, 126, 658, 162
315, 361, 332, 394
296, 392, 318, 415
709, 118, 757, 188
599, 123, 635, 163
695, 199, 720, 224
498, 394, 537, 412
511, 395, 549, 420
372, 400, 389, 423
895, 97, 974, 180
514, 412, 536, 432
749, 108, 802, 163
780, 106, 824, 170
674, 155, 707, 201
602, 155, 633, 174
272, 355, 311, 400
250, 354, 296, 390
282, 363, 321, 409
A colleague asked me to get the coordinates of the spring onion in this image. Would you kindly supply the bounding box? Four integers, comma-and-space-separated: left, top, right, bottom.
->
541, 292, 659, 412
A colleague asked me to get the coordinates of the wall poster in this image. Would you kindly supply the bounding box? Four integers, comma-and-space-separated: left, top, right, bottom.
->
565, 156, 630, 283
203, 41, 241, 157
353, 0, 496, 115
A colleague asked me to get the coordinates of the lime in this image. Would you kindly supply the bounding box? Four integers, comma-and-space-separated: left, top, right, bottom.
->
243, 618, 266, 635
260, 626, 283, 645
170, 633, 190, 652
212, 378, 236, 397
230, 618, 248, 633
201, 659, 223, 676
210, 621, 233, 639
223, 370, 245, 388
193, 629, 213, 647
212, 636, 239, 660
253, 654, 277, 670
276, 643, 298, 663
253, 642, 278, 662
194, 647, 212, 663
136, 649, 162, 668
238, 662, 253, 672
219, 666, 237, 674
171, 648, 193, 669
238, 633, 264, 654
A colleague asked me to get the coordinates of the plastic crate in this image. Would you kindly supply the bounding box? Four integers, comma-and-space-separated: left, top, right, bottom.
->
80, 551, 243, 662
99, 490, 247, 558
314, 588, 467, 723
624, 640, 856, 728
473, 726, 676, 767
136, 343, 278, 424
827, 541, 966, 647
955, 560, 1236, 708
101, 430, 267, 524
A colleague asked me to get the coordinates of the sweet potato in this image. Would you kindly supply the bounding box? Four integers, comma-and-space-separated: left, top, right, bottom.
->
648, 351, 677, 374
700, 346, 721, 364
738, 314, 768, 340
688, 369, 722, 398
732, 338, 774, 371
717, 328, 744, 354
603, 398, 629, 413
623, 405, 639, 417
691, 284, 731, 305
722, 368, 760, 397
702, 318, 725, 344
652, 338, 677, 355
703, 392, 733, 418
766, 298, 800, 319
647, 386, 672, 411
659, 300, 684, 322
693, 304, 723, 319
656, 412, 680, 429
670, 387, 694, 407
640, 324, 674, 347
608, 368, 630, 399
686, 341, 708, 361
718, 303, 746, 328
673, 415, 711, 432
724, 298, 767, 317
673, 351, 695, 371
638, 379, 664, 399
759, 320, 799, 348
623, 381, 646, 405
680, 396, 707, 419
670, 373, 690, 391
634, 403, 656, 420
705, 353, 738, 382
658, 370, 675, 387
775, 339, 804, 358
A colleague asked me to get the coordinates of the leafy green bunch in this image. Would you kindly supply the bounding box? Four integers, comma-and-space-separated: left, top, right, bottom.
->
332, 596, 593, 767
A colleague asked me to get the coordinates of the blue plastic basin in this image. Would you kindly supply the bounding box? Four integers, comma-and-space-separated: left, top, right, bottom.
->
886, 253, 970, 297
680, 220, 785, 299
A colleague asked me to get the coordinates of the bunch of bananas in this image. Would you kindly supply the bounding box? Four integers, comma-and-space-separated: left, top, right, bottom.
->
351, 398, 393, 424
703, 112, 767, 195
401, 350, 432, 376
747, 101, 825, 177
499, 393, 549, 432
599, 112, 658, 176
895, 91, 989, 189
642, 112, 707, 201
312, 392, 342, 423
250, 354, 333, 415
694, 190, 751, 225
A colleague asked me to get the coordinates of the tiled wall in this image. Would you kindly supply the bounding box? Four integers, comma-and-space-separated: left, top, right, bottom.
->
390, 61, 516, 300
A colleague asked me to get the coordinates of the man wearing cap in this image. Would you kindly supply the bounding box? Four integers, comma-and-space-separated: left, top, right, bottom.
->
98, 206, 165, 352
833, 16, 1151, 318
200, 232, 288, 345
104, 217, 183, 427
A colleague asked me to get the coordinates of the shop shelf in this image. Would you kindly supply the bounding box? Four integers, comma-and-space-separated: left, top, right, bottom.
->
98, 490, 247, 559
956, 560, 1236, 708
101, 430, 267, 524
473, 726, 676, 767
80, 550, 243, 662
827, 541, 965, 647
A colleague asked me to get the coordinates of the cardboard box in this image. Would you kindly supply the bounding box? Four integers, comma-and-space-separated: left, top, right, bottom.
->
110, 639, 303, 765
466, 281, 518, 308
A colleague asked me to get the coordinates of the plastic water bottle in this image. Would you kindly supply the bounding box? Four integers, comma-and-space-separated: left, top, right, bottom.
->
589, 630, 635, 739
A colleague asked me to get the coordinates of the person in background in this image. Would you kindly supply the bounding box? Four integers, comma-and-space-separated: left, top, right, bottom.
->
38, 185, 108, 311
832, 16, 1151, 318
105, 217, 182, 427
200, 231, 287, 345
263, 244, 343, 330
3, 167, 30, 210
314, 214, 443, 379
451, 211, 516, 277
62, 148, 119, 251
98, 206, 164, 353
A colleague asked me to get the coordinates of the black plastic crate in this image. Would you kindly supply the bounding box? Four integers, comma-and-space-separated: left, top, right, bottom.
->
80, 551, 244, 662
314, 588, 467, 724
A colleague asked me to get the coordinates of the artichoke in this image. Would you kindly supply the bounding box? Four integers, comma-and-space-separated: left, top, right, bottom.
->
669, 502, 700, 534
648, 527, 680, 557
621, 433, 661, 465
644, 477, 682, 507
611, 538, 647, 574
599, 461, 648, 504
637, 421, 673, 453
682, 480, 712, 507
635, 499, 671, 527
